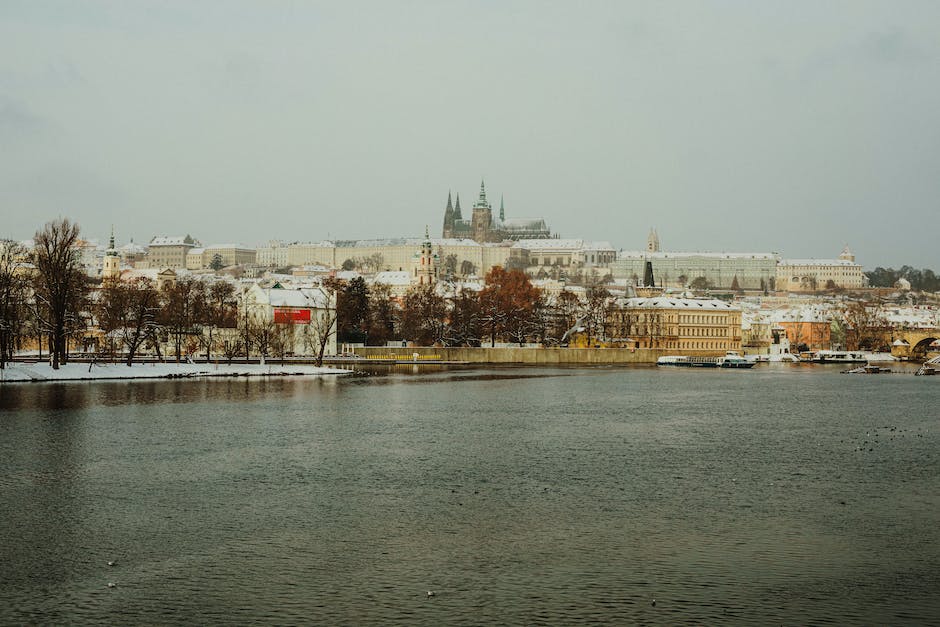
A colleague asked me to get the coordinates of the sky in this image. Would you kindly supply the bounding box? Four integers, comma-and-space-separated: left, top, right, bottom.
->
1, 1, 939, 269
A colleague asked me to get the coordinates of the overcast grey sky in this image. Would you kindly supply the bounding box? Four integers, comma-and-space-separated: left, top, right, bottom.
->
2, 1, 938, 268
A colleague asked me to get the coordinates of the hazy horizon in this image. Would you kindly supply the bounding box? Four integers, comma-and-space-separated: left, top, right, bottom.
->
2, 1, 939, 269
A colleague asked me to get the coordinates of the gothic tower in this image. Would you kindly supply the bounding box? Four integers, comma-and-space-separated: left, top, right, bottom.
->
471, 179, 493, 243
442, 191, 455, 238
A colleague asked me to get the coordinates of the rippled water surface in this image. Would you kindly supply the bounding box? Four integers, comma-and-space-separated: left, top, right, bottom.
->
2, 365, 939, 625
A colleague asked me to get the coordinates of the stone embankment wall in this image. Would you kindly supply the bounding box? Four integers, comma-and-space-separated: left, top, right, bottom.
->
352, 347, 724, 364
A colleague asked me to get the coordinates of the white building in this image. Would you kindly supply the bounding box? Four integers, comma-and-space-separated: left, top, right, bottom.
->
611, 251, 779, 291
242, 284, 337, 357
777, 246, 865, 291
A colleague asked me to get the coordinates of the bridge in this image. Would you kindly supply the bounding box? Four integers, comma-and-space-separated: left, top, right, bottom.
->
888, 328, 940, 360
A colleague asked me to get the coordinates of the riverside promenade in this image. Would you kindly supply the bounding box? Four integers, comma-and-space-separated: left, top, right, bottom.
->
352, 346, 720, 365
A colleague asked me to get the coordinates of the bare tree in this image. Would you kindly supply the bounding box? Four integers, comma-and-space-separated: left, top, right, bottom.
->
0, 240, 30, 368
308, 284, 337, 366
445, 288, 482, 346
202, 281, 236, 362
31, 219, 87, 369
249, 314, 279, 362
160, 278, 207, 361
97, 277, 162, 365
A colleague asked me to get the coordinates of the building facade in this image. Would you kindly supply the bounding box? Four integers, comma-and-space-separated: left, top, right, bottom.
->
187, 245, 257, 270
284, 238, 511, 278
611, 251, 779, 291
242, 283, 337, 357
146, 235, 198, 270
509, 239, 617, 276
605, 296, 743, 352
776, 246, 865, 292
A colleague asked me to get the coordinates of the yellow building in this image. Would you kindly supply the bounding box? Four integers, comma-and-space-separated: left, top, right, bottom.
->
146, 235, 198, 269
776, 246, 865, 292
187, 245, 257, 270
282, 238, 511, 277
605, 296, 742, 352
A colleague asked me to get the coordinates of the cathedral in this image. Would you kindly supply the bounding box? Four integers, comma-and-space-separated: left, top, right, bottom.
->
441, 180, 553, 243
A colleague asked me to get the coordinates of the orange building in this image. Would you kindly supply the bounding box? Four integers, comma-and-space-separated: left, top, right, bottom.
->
776, 320, 831, 351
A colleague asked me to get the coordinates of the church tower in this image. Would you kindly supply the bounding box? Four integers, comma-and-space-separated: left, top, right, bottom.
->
646, 228, 661, 253
838, 244, 855, 263
442, 191, 455, 238
471, 179, 493, 243
415, 225, 438, 286
102, 227, 121, 281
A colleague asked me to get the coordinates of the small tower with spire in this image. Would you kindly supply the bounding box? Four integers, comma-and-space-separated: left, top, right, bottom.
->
415, 225, 438, 286
646, 228, 661, 253
499, 195, 505, 224
102, 226, 121, 281
838, 244, 855, 263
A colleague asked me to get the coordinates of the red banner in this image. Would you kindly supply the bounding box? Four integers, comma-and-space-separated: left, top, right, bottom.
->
273, 308, 312, 324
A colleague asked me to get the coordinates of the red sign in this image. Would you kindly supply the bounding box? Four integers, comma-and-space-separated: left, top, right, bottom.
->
273, 308, 312, 324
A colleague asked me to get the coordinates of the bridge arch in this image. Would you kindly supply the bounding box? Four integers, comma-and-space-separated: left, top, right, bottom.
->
911, 336, 939, 360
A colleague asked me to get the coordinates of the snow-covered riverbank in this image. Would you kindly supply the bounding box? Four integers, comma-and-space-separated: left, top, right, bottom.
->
0, 362, 352, 383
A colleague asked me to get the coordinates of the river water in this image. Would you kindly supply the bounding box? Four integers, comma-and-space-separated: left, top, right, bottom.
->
1, 364, 938, 625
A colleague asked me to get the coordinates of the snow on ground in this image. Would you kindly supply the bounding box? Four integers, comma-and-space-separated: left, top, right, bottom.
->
0, 361, 351, 383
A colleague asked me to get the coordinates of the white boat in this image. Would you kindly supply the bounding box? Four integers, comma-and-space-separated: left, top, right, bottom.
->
810, 350, 897, 364
656, 352, 754, 369
656, 355, 720, 367
720, 352, 756, 369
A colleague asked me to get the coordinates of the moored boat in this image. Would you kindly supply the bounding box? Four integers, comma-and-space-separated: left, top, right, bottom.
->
656, 352, 754, 368
720, 352, 756, 369
810, 350, 897, 364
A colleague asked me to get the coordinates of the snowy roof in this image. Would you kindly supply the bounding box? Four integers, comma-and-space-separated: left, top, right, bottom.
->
512, 239, 615, 251
264, 288, 331, 309
768, 308, 832, 323
119, 242, 147, 254
619, 250, 778, 260
204, 243, 255, 251
501, 218, 548, 230
616, 297, 739, 310
150, 235, 195, 246
372, 271, 412, 285
779, 258, 859, 267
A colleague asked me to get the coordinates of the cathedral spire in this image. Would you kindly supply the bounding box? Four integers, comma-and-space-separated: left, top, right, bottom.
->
443, 190, 454, 231
499, 195, 505, 223
454, 193, 462, 219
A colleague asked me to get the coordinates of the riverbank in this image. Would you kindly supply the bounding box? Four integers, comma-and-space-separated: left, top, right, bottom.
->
0, 362, 352, 383
354, 346, 696, 364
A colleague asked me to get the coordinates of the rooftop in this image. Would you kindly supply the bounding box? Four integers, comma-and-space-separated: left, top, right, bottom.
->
616, 297, 739, 310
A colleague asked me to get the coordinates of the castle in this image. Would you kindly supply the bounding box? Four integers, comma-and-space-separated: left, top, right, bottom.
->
441, 180, 553, 243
